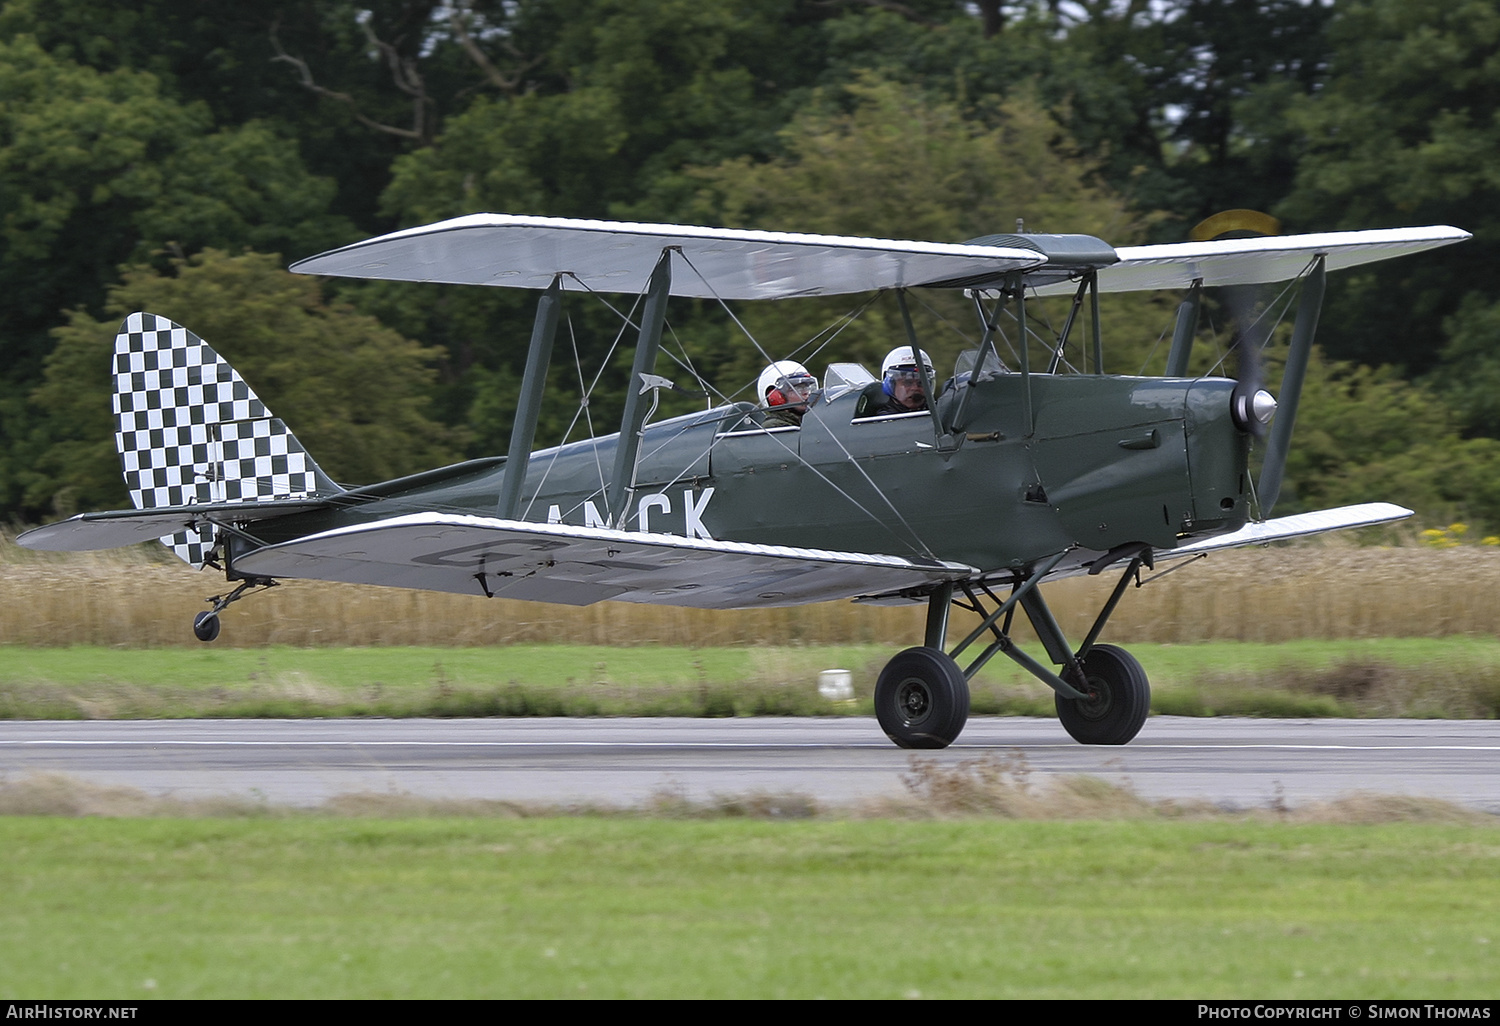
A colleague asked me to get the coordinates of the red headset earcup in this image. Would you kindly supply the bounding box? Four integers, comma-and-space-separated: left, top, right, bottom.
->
767, 388, 786, 406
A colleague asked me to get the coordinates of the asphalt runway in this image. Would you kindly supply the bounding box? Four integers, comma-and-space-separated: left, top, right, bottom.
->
2, 716, 1498, 812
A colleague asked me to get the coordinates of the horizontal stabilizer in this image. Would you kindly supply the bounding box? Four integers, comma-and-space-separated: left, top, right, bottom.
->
1166, 502, 1414, 558
17, 501, 335, 553
231, 512, 975, 609
1029, 226, 1470, 295
290, 214, 1046, 300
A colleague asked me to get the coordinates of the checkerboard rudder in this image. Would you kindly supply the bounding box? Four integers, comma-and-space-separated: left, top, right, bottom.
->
112, 311, 338, 567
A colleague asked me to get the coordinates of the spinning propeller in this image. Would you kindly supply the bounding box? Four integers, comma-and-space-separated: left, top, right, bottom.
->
1224, 290, 1278, 441
1190, 211, 1317, 518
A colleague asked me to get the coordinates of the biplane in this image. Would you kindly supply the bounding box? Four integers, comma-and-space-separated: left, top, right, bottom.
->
18, 214, 1470, 748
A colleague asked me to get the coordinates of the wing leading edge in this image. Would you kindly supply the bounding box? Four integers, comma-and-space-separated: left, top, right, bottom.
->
230, 512, 976, 610
1163, 502, 1414, 559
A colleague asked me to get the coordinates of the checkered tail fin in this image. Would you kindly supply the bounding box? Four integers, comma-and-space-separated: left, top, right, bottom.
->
112, 312, 338, 567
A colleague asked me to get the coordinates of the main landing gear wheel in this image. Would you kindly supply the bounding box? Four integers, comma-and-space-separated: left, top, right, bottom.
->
1055, 643, 1150, 745
192, 612, 221, 643
875, 646, 970, 749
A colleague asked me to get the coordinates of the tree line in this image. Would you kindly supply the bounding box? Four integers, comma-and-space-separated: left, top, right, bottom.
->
4, 0, 1500, 531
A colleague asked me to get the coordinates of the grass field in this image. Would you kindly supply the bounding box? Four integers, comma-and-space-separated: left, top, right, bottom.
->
1, 814, 1496, 999
3, 638, 1498, 720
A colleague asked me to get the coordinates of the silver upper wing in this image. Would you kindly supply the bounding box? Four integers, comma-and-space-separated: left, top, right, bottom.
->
290, 214, 1046, 300
231, 512, 975, 609
1030, 226, 1470, 295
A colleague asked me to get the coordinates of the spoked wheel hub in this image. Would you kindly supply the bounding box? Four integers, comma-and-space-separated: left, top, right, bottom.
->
895, 678, 933, 724
1072, 675, 1114, 721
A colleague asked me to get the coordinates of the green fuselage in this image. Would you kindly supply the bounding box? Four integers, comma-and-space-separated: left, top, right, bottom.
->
241, 371, 1251, 581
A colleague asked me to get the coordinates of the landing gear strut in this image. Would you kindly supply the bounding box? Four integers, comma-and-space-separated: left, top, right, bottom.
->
192, 576, 277, 643
872, 551, 1152, 749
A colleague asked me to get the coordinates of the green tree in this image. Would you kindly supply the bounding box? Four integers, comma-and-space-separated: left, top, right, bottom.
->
685, 77, 1165, 390
24, 250, 461, 518
1427, 296, 1500, 438
1258, 343, 1500, 530
0, 34, 353, 514
380, 0, 841, 224
1277, 0, 1500, 375
810, 1, 1334, 239
0, 35, 350, 372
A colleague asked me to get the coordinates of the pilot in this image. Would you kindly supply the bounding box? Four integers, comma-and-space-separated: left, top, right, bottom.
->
856, 346, 935, 418
759, 360, 820, 428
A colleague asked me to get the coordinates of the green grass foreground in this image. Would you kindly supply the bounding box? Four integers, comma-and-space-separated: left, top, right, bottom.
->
3, 639, 1500, 719
1, 817, 1495, 999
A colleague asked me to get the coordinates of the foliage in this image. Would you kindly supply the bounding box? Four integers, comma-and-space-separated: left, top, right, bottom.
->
1277, 0, 1500, 374
1426, 294, 1500, 438
0, 34, 350, 371
23, 250, 460, 516
687, 76, 1166, 386
381, 0, 840, 224
1266, 343, 1500, 530
1418, 523, 1500, 549
0, 29, 355, 512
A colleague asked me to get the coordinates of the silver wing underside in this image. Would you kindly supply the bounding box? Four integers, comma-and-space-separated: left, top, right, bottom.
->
231, 512, 976, 610
1162, 502, 1414, 559
854, 502, 1414, 605
289, 214, 1046, 300
292, 216, 1468, 300
1030, 226, 1471, 296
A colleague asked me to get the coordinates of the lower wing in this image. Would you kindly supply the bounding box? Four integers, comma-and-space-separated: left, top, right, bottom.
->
230, 511, 976, 610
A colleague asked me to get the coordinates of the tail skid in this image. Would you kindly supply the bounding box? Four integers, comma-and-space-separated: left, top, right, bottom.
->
113, 312, 336, 566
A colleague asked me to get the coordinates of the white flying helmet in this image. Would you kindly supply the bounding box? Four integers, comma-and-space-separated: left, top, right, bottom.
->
758, 360, 818, 406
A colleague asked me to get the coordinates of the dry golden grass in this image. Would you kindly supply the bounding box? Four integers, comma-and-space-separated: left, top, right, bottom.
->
860, 754, 1499, 824
3, 762, 1492, 823
6, 531, 1500, 647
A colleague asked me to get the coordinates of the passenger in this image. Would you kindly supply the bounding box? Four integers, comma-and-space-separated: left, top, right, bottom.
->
856, 346, 935, 418
758, 360, 819, 428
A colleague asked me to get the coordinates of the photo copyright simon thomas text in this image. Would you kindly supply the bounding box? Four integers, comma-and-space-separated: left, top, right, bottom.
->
1199, 1007, 1492, 1020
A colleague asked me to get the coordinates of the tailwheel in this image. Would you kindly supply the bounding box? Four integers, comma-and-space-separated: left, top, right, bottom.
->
192, 612, 221, 643
190, 576, 277, 644
1055, 643, 1150, 745
875, 646, 970, 750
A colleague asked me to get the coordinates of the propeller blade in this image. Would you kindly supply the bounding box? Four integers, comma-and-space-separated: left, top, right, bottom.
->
1225, 286, 1277, 441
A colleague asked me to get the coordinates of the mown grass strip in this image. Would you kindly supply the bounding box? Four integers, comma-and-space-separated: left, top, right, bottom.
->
0, 815, 1496, 999
3, 640, 1500, 719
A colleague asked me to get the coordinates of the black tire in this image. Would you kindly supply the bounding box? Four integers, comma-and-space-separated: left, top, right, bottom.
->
874, 646, 970, 749
1055, 643, 1150, 745
192, 611, 221, 643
